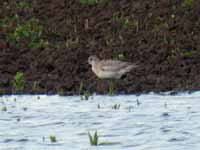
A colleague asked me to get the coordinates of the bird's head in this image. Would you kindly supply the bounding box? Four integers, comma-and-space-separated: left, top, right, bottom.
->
88, 55, 100, 65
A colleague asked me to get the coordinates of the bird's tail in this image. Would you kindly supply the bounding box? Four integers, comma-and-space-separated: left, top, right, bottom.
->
126, 63, 138, 71
120, 63, 138, 74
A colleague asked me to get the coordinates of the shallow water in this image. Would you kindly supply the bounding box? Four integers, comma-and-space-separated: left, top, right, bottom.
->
0, 92, 200, 150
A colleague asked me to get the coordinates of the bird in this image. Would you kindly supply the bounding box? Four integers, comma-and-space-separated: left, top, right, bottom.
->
88, 55, 138, 79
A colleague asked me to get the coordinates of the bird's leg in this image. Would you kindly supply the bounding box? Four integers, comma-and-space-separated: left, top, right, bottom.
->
108, 79, 115, 96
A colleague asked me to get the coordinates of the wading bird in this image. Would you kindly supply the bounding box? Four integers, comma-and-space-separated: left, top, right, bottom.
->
88, 55, 138, 95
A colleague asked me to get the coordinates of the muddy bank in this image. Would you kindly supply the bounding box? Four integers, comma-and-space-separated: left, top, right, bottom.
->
1, 0, 200, 95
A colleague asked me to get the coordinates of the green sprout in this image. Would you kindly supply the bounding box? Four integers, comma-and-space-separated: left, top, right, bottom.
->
7, 17, 48, 48
79, 81, 84, 95
49, 135, 57, 143
181, 50, 193, 58
32, 81, 40, 91
0, 15, 20, 28
88, 131, 119, 146
17, 1, 31, 9
1, 106, 7, 112
81, 90, 91, 100
112, 53, 126, 60
182, 0, 194, 10
65, 37, 80, 49
13, 72, 25, 91
57, 88, 65, 96
113, 14, 139, 30
79, 82, 92, 100
112, 104, 120, 110
88, 131, 98, 146
168, 48, 194, 63
108, 79, 115, 96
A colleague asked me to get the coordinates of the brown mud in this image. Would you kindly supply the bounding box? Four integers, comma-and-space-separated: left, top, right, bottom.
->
1, 0, 200, 95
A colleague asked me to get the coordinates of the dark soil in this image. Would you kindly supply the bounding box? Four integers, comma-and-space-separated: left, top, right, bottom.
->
1, 0, 200, 95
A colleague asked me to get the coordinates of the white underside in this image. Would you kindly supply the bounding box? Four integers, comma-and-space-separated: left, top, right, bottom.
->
97, 71, 122, 79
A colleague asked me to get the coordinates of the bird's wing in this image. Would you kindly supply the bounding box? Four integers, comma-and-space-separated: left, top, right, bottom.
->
100, 60, 135, 72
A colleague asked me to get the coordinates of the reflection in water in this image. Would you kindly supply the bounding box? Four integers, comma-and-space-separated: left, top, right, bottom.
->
0, 93, 200, 150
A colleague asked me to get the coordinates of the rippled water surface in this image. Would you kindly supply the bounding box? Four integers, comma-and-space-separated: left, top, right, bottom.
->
1, 93, 200, 150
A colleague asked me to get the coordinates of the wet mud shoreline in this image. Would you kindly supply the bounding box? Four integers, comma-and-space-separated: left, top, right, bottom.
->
1, 0, 200, 95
